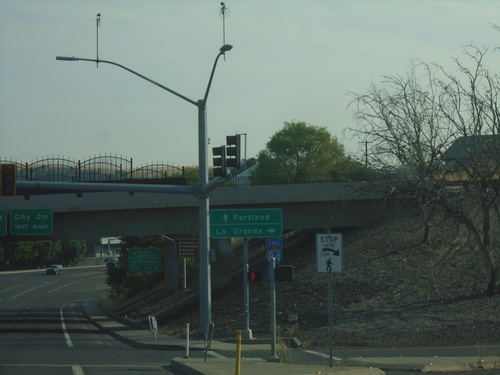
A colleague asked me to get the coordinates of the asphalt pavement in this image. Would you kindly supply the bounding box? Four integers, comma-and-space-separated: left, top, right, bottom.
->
83, 299, 500, 375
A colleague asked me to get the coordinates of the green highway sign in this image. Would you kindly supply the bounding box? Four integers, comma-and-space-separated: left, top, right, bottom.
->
129, 248, 161, 272
210, 208, 282, 238
0, 210, 6, 236
10, 208, 53, 235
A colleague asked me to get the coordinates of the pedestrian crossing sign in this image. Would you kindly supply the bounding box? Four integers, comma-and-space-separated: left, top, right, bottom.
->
316, 233, 342, 273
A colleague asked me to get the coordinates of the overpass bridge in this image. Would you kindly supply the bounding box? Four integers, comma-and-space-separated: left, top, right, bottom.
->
0, 181, 386, 240
1, 179, 389, 295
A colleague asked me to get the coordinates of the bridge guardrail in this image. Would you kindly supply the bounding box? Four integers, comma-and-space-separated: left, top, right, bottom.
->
2, 155, 398, 186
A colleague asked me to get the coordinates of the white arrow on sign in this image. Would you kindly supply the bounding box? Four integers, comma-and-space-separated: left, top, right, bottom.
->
316, 233, 342, 273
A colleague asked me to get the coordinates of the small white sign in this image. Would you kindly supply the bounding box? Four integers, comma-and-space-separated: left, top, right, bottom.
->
148, 316, 158, 333
316, 233, 342, 273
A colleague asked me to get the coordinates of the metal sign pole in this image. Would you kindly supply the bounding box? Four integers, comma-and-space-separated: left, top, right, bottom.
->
242, 238, 252, 339
269, 256, 279, 362
328, 270, 333, 367
316, 232, 342, 367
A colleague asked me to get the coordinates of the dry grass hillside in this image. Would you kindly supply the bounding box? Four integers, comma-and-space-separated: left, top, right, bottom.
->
110, 208, 500, 349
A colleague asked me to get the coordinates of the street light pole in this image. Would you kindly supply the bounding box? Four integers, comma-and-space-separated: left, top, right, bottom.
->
56, 44, 232, 335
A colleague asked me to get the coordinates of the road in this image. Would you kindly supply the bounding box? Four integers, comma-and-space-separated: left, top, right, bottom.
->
0, 266, 193, 375
1, 266, 498, 375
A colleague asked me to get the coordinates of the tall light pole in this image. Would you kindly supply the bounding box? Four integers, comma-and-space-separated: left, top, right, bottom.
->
56, 44, 232, 335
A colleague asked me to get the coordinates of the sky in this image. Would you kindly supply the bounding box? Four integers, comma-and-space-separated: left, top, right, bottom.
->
1, 1, 499, 168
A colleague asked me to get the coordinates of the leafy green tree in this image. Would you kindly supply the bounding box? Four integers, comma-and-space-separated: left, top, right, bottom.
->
59, 239, 87, 266
18, 240, 61, 268
35, 241, 61, 267
183, 166, 199, 181
252, 121, 352, 182
1, 241, 33, 269
1, 239, 86, 269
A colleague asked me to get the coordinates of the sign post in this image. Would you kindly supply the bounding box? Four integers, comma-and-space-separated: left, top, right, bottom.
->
177, 238, 199, 292
265, 237, 283, 276
210, 209, 283, 342
268, 255, 279, 362
242, 238, 252, 339
211, 208, 282, 340
316, 233, 343, 367
148, 316, 158, 342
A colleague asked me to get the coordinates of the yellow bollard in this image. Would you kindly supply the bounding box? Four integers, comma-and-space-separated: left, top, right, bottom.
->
235, 330, 242, 375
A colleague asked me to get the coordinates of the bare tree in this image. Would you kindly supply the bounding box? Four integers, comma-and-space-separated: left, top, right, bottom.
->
348, 60, 454, 244
348, 46, 500, 295
435, 46, 500, 295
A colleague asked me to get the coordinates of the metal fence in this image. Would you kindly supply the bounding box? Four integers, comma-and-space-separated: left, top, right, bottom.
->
188, 169, 390, 186
0, 155, 185, 182
1, 155, 392, 186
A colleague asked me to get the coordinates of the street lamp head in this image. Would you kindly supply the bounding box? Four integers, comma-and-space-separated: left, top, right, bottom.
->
56, 56, 79, 61
220, 44, 233, 53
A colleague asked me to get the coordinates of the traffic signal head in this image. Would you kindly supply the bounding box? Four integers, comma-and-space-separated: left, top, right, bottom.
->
0, 164, 16, 197
226, 135, 241, 168
212, 146, 227, 177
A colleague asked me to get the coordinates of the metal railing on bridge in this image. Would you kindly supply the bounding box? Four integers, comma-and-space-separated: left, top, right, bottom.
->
2, 155, 392, 187
0, 155, 185, 183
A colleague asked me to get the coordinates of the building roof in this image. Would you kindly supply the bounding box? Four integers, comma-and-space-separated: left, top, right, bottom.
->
442, 134, 500, 161
100, 237, 122, 245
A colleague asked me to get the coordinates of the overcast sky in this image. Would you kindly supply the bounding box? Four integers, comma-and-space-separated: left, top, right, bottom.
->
1, 0, 499, 167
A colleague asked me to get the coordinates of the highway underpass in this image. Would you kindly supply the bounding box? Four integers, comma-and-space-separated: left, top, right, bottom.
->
0, 181, 388, 240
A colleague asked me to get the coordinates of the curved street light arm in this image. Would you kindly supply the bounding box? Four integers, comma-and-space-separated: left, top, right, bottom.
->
56, 45, 233, 336
56, 56, 198, 106
202, 44, 233, 107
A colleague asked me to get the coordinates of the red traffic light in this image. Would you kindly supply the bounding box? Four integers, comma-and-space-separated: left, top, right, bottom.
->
1, 163, 16, 197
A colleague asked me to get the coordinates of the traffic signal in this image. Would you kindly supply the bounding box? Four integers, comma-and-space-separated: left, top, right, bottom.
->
0, 164, 16, 197
226, 134, 241, 168
212, 146, 227, 177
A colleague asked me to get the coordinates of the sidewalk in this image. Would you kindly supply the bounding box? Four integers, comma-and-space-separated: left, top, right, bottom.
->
83, 300, 500, 375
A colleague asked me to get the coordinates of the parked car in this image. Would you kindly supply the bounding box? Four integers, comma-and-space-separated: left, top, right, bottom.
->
46, 264, 63, 275
106, 259, 119, 269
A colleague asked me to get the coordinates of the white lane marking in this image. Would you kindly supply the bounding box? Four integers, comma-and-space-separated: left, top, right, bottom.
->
1, 364, 160, 370
72, 365, 85, 375
305, 349, 343, 361
60, 303, 74, 348
9, 282, 57, 300
48, 281, 81, 294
